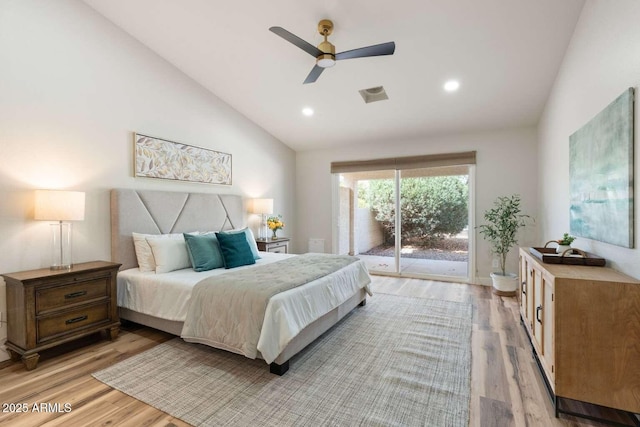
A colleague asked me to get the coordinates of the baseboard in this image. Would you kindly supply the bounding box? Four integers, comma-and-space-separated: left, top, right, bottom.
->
0, 359, 12, 369
0, 343, 10, 364
476, 276, 493, 287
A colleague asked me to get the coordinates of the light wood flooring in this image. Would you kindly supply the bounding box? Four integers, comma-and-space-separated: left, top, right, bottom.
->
0, 276, 638, 427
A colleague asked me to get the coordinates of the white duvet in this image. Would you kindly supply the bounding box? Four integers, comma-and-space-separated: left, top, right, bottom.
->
117, 252, 372, 363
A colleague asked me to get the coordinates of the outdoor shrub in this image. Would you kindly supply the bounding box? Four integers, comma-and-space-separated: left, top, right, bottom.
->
360, 176, 468, 245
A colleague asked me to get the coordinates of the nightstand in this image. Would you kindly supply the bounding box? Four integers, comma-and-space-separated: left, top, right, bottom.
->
256, 237, 290, 254
2, 261, 121, 370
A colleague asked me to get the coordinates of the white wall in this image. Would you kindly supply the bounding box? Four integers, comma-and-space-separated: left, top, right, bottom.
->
538, 0, 640, 278
0, 0, 295, 361
356, 208, 384, 254
295, 127, 539, 284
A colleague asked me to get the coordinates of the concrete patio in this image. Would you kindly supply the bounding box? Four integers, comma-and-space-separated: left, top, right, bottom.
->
357, 254, 468, 277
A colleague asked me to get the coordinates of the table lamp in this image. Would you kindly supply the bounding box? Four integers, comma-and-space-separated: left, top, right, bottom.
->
34, 190, 85, 270
251, 198, 273, 241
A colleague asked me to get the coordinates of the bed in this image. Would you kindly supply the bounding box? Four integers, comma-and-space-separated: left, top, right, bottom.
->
110, 188, 372, 374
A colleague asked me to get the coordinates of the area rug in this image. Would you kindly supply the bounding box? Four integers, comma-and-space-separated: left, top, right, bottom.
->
93, 294, 472, 426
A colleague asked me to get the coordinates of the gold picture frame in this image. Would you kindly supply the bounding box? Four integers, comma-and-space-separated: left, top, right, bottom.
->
134, 133, 232, 185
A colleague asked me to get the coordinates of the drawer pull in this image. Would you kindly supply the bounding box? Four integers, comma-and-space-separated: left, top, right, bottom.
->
64, 291, 87, 299
521, 281, 526, 295
65, 315, 88, 325
536, 305, 542, 323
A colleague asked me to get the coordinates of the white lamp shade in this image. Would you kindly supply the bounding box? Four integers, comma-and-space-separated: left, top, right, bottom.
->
35, 190, 86, 221
251, 198, 273, 215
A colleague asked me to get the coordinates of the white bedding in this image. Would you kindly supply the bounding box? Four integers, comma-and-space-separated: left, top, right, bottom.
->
117, 252, 372, 363
117, 252, 291, 321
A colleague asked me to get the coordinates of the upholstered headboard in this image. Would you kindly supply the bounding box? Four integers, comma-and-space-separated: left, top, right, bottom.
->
111, 189, 244, 270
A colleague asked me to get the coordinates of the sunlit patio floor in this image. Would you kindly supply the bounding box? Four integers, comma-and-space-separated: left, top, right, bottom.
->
357, 254, 468, 277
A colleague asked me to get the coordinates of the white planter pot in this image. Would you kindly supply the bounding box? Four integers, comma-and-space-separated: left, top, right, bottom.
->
490, 272, 518, 296
556, 244, 571, 254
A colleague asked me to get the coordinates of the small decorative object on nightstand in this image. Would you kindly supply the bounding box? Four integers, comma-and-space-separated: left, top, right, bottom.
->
267, 214, 285, 239
1, 261, 121, 370
256, 237, 290, 254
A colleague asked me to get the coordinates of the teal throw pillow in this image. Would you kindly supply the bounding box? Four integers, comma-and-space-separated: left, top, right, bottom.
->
216, 232, 256, 269
183, 233, 225, 271
218, 228, 261, 260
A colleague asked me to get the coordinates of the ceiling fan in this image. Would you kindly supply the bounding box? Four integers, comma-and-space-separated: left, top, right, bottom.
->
269, 20, 395, 84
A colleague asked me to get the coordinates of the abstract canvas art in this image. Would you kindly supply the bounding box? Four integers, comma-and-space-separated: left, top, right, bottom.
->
569, 88, 634, 248
134, 133, 232, 185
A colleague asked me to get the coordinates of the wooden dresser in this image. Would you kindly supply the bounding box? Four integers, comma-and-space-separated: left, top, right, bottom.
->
518, 248, 640, 416
2, 261, 121, 370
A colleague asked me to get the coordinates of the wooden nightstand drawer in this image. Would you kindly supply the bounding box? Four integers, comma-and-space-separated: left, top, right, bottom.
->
36, 278, 108, 314
37, 303, 109, 343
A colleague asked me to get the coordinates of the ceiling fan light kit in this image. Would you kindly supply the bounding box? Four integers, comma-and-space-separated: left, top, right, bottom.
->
317, 54, 336, 68
269, 19, 395, 84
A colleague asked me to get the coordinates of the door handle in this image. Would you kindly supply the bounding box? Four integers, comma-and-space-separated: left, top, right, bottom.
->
521, 281, 526, 295
536, 305, 543, 323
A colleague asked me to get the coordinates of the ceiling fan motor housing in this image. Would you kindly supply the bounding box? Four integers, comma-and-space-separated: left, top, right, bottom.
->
317, 20, 336, 68
317, 40, 336, 68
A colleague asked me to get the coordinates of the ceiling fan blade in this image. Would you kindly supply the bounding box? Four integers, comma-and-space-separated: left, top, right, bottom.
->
303, 65, 324, 84
335, 41, 396, 61
269, 26, 324, 58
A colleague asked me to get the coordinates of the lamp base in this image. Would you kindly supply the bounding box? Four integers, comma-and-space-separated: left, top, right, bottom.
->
50, 221, 73, 271
258, 213, 269, 240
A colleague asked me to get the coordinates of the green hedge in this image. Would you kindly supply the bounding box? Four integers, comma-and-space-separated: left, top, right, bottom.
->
360, 176, 468, 245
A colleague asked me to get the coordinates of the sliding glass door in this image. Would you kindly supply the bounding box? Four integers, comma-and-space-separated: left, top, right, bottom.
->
336, 165, 473, 282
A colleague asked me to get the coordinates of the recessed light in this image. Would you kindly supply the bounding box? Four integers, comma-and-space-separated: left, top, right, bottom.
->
302, 107, 314, 116
444, 80, 460, 92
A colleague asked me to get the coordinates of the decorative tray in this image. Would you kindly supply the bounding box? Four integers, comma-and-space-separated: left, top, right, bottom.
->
529, 247, 606, 266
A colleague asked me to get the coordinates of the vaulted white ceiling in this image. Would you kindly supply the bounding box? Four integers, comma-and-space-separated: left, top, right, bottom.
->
82, 0, 585, 151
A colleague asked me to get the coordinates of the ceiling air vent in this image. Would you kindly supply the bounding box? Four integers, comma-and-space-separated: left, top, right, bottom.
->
359, 86, 389, 104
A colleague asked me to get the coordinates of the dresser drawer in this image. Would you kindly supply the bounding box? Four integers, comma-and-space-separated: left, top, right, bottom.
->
37, 303, 110, 343
36, 278, 108, 314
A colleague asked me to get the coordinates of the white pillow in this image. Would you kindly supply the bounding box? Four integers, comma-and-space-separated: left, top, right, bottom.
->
146, 236, 191, 274
243, 228, 261, 259
132, 232, 184, 272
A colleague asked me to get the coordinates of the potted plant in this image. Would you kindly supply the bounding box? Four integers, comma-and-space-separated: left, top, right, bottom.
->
478, 194, 529, 295
555, 233, 575, 254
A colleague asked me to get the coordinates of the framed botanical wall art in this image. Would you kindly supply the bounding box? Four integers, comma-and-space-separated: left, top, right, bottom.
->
134, 133, 232, 185
569, 88, 634, 248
